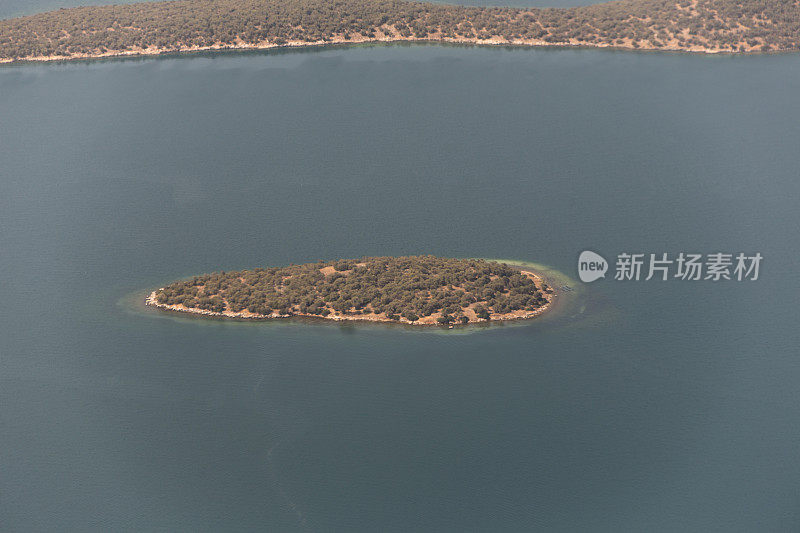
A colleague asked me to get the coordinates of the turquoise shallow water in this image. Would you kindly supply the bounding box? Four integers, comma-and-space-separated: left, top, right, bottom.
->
1, 45, 799, 531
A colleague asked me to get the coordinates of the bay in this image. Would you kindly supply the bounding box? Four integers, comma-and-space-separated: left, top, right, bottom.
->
1, 44, 798, 531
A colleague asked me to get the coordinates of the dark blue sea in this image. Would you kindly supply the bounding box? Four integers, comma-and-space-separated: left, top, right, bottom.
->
1, 33, 799, 532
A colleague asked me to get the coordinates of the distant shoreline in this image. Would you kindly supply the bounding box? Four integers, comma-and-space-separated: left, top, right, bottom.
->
3, 0, 796, 65
145, 263, 557, 327
0, 35, 750, 65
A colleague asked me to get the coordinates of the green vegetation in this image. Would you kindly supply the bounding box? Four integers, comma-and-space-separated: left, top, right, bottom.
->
1, 0, 799, 62
152, 256, 553, 324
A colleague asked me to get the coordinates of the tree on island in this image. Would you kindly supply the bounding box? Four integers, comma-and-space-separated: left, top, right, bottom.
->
153, 256, 551, 325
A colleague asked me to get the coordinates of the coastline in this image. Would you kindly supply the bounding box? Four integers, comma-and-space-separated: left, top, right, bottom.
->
145, 267, 556, 327
0, 34, 754, 66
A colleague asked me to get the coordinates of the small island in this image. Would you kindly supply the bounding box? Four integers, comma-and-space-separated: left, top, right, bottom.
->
147, 256, 555, 325
2, 0, 800, 64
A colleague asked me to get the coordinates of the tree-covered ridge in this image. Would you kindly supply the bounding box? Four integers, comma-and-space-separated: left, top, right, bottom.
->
1, 0, 799, 62
152, 256, 554, 325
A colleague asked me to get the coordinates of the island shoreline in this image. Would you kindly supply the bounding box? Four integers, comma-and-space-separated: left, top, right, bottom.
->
145, 266, 557, 327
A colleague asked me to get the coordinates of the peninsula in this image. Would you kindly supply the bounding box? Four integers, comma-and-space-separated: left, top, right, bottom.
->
146, 256, 555, 325
1, 0, 799, 64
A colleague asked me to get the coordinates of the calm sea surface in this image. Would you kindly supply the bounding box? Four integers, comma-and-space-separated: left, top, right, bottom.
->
1, 44, 799, 531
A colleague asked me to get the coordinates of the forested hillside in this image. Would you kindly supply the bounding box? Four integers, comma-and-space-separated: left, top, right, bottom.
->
1, 0, 799, 62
